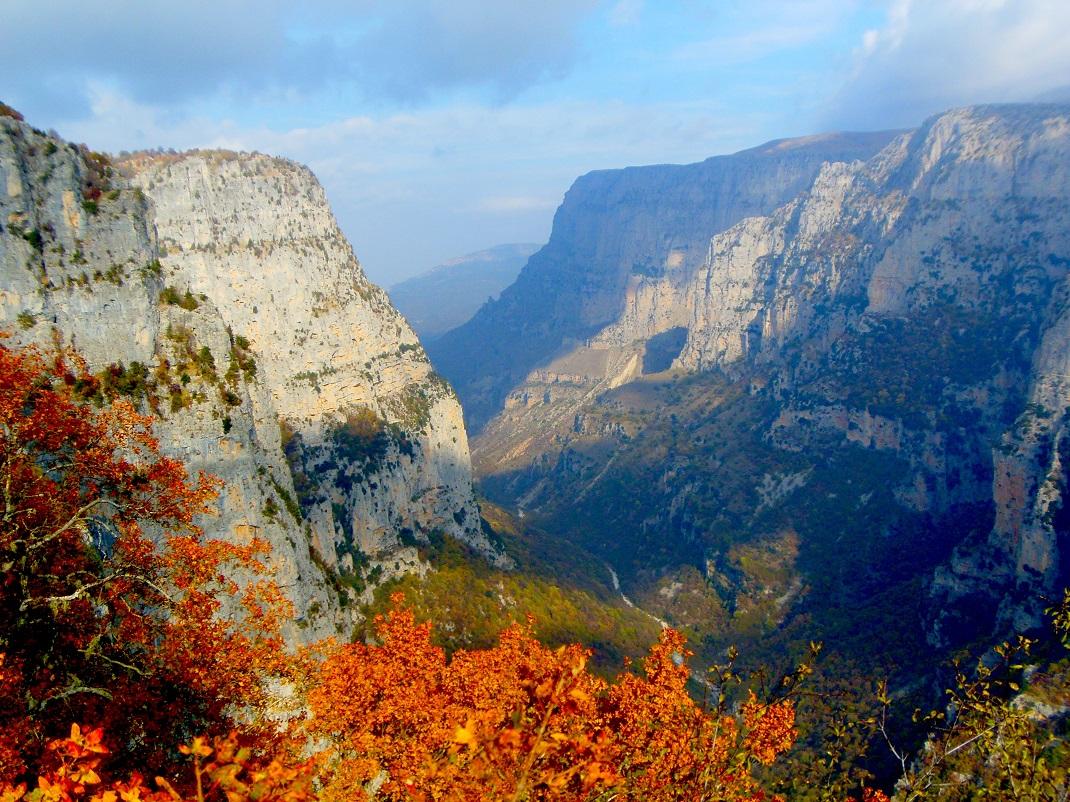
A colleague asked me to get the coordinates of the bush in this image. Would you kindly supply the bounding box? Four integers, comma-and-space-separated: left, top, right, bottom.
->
20, 228, 42, 251
0, 101, 24, 121
160, 286, 199, 310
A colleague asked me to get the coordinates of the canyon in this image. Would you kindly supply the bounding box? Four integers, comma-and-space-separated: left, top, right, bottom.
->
4, 100, 1070, 679
432, 104, 1070, 668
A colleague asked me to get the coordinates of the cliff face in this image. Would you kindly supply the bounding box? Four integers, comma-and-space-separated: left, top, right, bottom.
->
462, 104, 1070, 660
674, 105, 1070, 639
0, 119, 499, 641
429, 131, 899, 431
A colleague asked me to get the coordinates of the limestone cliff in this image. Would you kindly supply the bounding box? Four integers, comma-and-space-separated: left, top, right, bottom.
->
459, 104, 1070, 661
0, 117, 498, 640
429, 131, 899, 431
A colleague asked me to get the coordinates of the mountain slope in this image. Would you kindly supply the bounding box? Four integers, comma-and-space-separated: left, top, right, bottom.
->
461, 104, 1070, 670
388, 243, 539, 340
0, 118, 500, 640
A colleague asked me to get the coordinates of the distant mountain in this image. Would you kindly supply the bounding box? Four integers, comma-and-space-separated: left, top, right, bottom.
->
428, 131, 900, 430
389, 243, 540, 341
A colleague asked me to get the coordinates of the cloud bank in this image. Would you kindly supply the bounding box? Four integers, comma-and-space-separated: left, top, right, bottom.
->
826, 0, 1070, 129
0, 0, 600, 120
5, 1, 1069, 283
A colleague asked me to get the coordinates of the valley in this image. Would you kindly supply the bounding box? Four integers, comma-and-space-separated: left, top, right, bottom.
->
2, 96, 1069, 800
431, 102, 1070, 696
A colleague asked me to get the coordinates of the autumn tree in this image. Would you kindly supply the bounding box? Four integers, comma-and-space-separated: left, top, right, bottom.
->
0, 340, 297, 787
306, 596, 803, 801
4, 336, 1064, 802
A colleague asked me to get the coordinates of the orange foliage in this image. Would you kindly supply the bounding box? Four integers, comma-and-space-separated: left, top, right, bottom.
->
848, 790, 890, 802
0, 341, 296, 787
1, 725, 313, 802
0, 338, 805, 801
307, 595, 798, 801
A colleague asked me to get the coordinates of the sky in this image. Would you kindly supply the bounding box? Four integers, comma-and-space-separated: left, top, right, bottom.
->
3, 0, 1069, 285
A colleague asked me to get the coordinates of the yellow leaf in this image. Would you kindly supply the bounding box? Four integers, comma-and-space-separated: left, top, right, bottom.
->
453, 718, 477, 746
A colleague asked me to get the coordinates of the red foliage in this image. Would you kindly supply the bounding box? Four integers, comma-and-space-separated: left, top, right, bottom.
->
0, 338, 805, 801
1, 725, 314, 802
0, 341, 294, 787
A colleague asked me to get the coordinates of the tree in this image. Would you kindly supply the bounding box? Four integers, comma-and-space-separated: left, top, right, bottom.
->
307, 597, 802, 802
0, 340, 295, 787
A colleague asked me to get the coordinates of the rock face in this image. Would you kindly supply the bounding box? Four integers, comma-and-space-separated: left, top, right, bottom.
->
429, 130, 900, 431
0, 119, 498, 641
448, 104, 1070, 660
389, 243, 540, 341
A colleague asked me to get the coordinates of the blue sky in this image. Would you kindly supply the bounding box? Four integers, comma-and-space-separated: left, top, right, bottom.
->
3, 1, 1068, 284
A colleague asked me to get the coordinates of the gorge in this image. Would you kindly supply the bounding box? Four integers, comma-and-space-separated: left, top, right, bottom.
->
431, 103, 1070, 678
3, 97, 1070, 799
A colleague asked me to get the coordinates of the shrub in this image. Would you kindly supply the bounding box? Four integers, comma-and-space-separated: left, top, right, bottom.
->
220, 388, 242, 407
195, 345, 217, 379
0, 101, 24, 121
20, 229, 42, 252
160, 286, 199, 310
226, 335, 257, 385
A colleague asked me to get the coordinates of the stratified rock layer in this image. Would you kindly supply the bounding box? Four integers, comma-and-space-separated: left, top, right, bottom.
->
429, 131, 899, 431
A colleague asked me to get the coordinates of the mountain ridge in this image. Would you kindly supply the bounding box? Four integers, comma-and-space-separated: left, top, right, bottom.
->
428, 128, 902, 431
435, 103, 1070, 667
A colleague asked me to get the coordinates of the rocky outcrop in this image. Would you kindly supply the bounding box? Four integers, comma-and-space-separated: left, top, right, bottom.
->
0, 118, 499, 641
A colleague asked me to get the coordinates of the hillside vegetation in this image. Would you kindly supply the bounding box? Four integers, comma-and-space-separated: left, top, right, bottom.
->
2, 339, 1068, 801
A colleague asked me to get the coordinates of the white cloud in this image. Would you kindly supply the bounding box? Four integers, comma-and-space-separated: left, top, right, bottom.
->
670, 0, 858, 66
826, 0, 1070, 129
673, 22, 831, 67
0, 0, 604, 121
